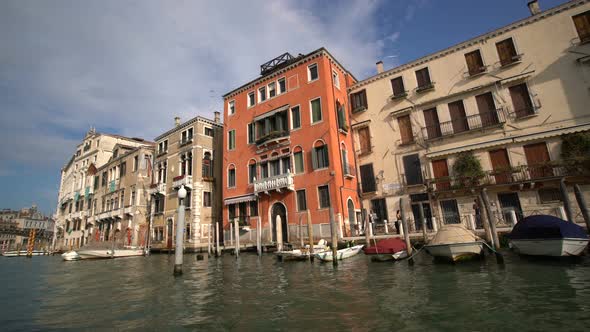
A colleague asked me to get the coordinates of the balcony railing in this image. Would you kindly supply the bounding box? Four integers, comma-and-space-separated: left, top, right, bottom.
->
254, 172, 294, 195
148, 183, 167, 195
427, 162, 589, 192
421, 109, 505, 141
173, 174, 193, 189
343, 163, 356, 178
255, 130, 290, 146
180, 137, 193, 146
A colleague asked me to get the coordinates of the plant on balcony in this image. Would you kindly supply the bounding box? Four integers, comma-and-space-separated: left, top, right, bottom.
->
561, 132, 590, 174
452, 152, 485, 187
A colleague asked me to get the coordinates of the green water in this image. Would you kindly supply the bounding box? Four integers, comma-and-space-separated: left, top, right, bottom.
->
1, 251, 590, 331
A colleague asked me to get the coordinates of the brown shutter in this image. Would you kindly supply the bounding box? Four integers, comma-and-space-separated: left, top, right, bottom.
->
416, 68, 431, 88
360, 164, 376, 193
423, 108, 441, 139
496, 39, 517, 66
573, 11, 590, 42
524, 142, 553, 178
465, 50, 483, 75
475, 92, 498, 126
391, 77, 405, 96
431, 159, 450, 190
397, 115, 413, 144
489, 149, 511, 184
509, 83, 533, 118
358, 126, 371, 154
448, 100, 468, 134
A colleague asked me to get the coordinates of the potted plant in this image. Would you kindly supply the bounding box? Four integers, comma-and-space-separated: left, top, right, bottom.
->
452, 152, 485, 187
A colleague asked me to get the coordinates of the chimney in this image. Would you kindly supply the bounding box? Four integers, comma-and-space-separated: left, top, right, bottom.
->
527, 0, 540, 15
376, 61, 384, 74
214, 111, 220, 123
174, 116, 181, 127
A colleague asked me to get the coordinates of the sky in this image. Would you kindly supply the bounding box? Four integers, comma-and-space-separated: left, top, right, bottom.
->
0, 0, 567, 214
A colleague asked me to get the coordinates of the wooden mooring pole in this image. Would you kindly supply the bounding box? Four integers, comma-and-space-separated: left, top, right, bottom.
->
574, 184, 590, 232
561, 178, 574, 222
257, 217, 262, 256
481, 189, 500, 249
329, 207, 338, 266
234, 219, 240, 257
418, 202, 427, 243
399, 198, 412, 255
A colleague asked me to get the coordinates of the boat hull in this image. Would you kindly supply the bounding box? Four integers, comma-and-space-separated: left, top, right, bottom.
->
367, 250, 408, 262
424, 242, 483, 262
2, 250, 48, 257
314, 245, 364, 262
61, 251, 81, 261
72, 249, 146, 260
510, 238, 588, 257
275, 250, 310, 261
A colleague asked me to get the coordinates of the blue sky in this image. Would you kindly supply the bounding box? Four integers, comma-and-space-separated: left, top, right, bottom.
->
0, 0, 567, 214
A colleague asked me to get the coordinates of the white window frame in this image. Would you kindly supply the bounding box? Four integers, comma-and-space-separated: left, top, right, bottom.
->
278, 77, 287, 94
203, 126, 213, 136
227, 166, 236, 188
247, 91, 256, 108
309, 97, 322, 125
308, 63, 319, 82
296, 189, 307, 212
268, 82, 276, 99
258, 86, 267, 103
332, 70, 340, 89
247, 123, 255, 145
317, 184, 330, 210
293, 148, 305, 174
290, 104, 301, 130
228, 130, 236, 151
248, 160, 257, 184
228, 100, 235, 116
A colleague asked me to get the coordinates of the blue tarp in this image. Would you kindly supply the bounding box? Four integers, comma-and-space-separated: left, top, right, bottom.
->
508, 215, 588, 240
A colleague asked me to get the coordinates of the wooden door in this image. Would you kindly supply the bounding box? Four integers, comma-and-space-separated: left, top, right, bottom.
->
489, 149, 511, 184
432, 159, 450, 190
358, 126, 371, 154
448, 100, 468, 134
423, 108, 441, 139
397, 115, 413, 144
475, 92, 499, 126
524, 142, 553, 178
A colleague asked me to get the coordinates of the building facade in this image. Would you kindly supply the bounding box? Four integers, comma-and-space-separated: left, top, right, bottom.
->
348, 0, 590, 234
222, 48, 361, 244
0, 206, 53, 252
55, 128, 152, 249
149, 115, 222, 251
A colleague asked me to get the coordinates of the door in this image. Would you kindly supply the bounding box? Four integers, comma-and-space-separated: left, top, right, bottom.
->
166, 219, 173, 249
498, 192, 523, 223
475, 92, 499, 126
347, 199, 356, 234
524, 142, 553, 179
448, 100, 469, 134
423, 108, 442, 139
411, 203, 433, 231
431, 159, 450, 190
271, 203, 288, 243
489, 149, 511, 184
440, 199, 460, 224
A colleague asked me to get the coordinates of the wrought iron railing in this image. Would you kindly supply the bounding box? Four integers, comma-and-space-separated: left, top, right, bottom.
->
421, 108, 505, 140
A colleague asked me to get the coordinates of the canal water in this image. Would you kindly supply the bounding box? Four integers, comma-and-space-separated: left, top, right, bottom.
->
1, 251, 590, 331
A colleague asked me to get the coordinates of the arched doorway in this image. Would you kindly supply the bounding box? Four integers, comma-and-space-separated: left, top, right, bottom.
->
347, 199, 356, 235
271, 203, 288, 243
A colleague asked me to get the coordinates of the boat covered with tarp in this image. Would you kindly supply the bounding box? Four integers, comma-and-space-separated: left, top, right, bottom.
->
508, 215, 588, 256
424, 224, 484, 262
363, 238, 408, 261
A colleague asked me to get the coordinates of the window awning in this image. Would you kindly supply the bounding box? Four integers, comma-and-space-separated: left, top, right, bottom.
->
253, 104, 290, 122
224, 194, 257, 206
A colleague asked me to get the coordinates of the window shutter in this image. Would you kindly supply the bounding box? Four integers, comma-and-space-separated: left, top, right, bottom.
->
391, 77, 404, 95
509, 84, 533, 117
311, 149, 318, 170
397, 115, 413, 144
573, 12, 590, 42
403, 154, 423, 185
360, 164, 376, 193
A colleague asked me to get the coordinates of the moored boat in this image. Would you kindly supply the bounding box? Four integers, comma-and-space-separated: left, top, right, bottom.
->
275, 239, 329, 261
363, 238, 408, 261
2, 250, 48, 257
508, 215, 589, 257
313, 244, 364, 262
424, 225, 484, 262
62, 248, 146, 261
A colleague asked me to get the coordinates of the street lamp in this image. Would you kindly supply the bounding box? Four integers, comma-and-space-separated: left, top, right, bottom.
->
174, 185, 187, 276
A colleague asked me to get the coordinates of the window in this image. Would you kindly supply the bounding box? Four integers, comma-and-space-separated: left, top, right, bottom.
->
228, 100, 235, 115
270, 159, 280, 176
308, 63, 318, 81
268, 82, 276, 98
509, 83, 535, 118
357, 126, 372, 154
403, 154, 423, 185
496, 38, 519, 67
310, 98, 322, 124
278, 78, 286, 94
296, 190, 307, 211
248, 92, 255, 107
202, 152, 213, 178
181, 128, 193, 145
119, 162, 126, 177
154, 195, 164, 213
391, 76, 406, 98
360, 164, 376, 193
228, 130, 235, 150
203, 191, 212, 207
228, 204, 236, 220
248, 161, 257, 183
133, 155, 138, 172
228, 167, 236, 188
158, 140, 168, 154
475, 92, 500, 126
370, 198, 388, 223
94, 176, 99, 190
180, 152, 192, 176
415, 67, 433, 91
397, 115, 414, 144
158, 161, 168, 183
260, 162, 269, 179
423, 108, 442, 140
293, 149, 304, 174
318, 185, 330, 209
573, 10, 590, 43
312, 143, 329, 170
351, 90, 367, 113
538, 188, 563, 203
131, 190, 136, 206
336, 102, 347, 131
249, 200, 258, 216
465, 50, 485, 76
291, 106, 301, 130
154, 227, 164, 241
204, 127, 214, 137
247, 123, 255, 144
332, 70, 340, 89
258, 86, 267, 102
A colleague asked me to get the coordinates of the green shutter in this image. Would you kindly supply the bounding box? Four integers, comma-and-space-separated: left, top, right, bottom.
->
295, 152, 304, 173
312, 99, 322, 123
311, 149, 318, 170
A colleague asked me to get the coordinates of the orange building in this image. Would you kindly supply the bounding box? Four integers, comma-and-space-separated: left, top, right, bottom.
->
222, 48, 361, 244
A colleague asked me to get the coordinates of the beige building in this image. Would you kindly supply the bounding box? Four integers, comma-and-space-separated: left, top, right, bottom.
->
85, 143, 155, 248
348, 0, 590, 234
149, 114, 222, 251
55, 128, 153, 249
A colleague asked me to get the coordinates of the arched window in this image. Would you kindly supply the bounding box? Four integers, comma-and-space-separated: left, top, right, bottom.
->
248, 159, 257, 184
312, 140, 329, 170
341, 142, 351, 176
228, 164, 236, 188
292, 146, 304, 174
202, 152, 212, 178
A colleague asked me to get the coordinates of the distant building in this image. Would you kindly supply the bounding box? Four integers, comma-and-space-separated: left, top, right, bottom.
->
149, 115, 223, 252
222, 48, 361, 244
0, 205, 53, 251
348, 0, 590, 233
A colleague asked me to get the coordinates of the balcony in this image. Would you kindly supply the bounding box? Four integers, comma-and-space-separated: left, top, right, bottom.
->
254, 172, 295, 195
180, 137, 193, 147
415, 82, 435, 93
343, 163, 356, 178
255, 130, 290, 146
124, 206, 134, 216
149, 183, 167, 195
421, 109, 505, 141
173, 174, 193, 189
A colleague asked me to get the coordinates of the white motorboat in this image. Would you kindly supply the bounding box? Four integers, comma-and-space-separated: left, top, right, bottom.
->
61, 251, 80, 261
313, 245, 364, 262
276, 239, 329, 261
62, 248, 146, 261
424, 225, 484, 262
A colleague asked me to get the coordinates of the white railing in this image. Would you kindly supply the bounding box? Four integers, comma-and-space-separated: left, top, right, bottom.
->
254, 172, 294, 194
148, 183, 167, 195
173, 175, 193, 189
